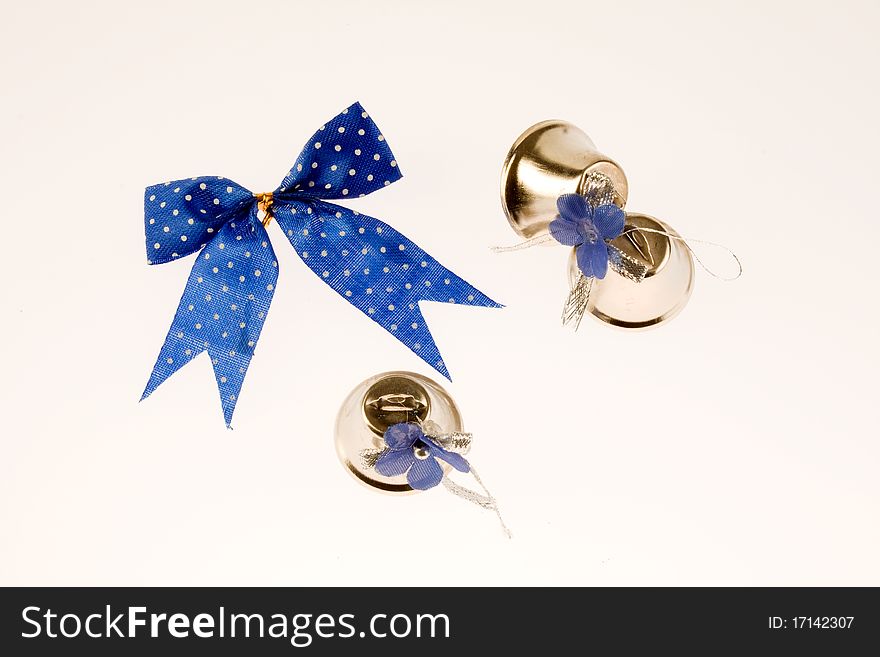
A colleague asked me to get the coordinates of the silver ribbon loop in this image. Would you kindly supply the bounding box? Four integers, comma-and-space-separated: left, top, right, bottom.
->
494, 169, 741, 330
360, 421, 511, 537
490, 234, 556, 253
620, 227, 743, 282
442, 466, 512, 539
562, 274, 593, 330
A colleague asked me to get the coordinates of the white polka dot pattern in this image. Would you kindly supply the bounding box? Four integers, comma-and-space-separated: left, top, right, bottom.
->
144, 178, 252, 264
142, 206, 277, 426
275, 200, 500, 379
141, 101, 500, 426
276, 102, 402, 199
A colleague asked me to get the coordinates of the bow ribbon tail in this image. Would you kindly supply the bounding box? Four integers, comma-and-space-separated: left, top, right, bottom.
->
273, 200, 500, 379
142, 209, 279, 426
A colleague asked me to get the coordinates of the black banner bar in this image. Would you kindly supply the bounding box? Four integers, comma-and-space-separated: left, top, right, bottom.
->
1, 587, 877, 654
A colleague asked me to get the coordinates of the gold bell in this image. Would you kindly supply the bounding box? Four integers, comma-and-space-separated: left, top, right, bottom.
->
334, 371, 463, 494
501, 120, 695, 328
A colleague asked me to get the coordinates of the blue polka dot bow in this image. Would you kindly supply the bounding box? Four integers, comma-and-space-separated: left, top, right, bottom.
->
141, 102, 501, 426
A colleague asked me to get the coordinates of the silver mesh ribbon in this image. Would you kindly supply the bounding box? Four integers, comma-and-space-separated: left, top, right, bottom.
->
561, 274, 593, 330
608, 244, 649, 283
427, 420, 510, 537
562, 172, 649, 330
422, 419, 472, 454
361, 421, 511, 537
494, 170, 741, 328
359, 447, 385, 469
580, 170, 619, 207
442, 466, 511, 538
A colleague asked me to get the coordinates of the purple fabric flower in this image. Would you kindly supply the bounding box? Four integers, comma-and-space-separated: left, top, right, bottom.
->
374, 423, 469, 490
549, 194, 626, 279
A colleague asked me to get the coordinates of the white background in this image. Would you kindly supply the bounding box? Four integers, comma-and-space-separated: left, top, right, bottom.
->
1, 0, 878, 586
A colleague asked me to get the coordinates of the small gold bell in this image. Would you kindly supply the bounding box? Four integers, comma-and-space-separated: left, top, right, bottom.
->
572, 214, 694, 329
501, 120, 628, 239
334, 371, 463, 494
501, 120, 695, 328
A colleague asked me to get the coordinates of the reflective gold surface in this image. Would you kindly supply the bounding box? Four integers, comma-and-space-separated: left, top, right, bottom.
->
569, 214, 695, 329
500, 120, 628, 239
362, 374, 430, 436
335, 371, 463, 495
501, 119, 696, 328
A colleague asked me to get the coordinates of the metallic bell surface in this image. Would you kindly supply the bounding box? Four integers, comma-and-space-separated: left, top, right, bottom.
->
335, 371, 463, 495
501, 119, 695, 328
569, 214, 695, 329
361, 373, 431, 436
501, 120, 629, 239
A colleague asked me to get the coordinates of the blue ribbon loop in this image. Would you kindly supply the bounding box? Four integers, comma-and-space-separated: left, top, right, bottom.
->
142, 102, 500, 426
